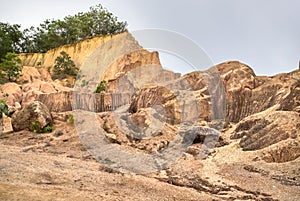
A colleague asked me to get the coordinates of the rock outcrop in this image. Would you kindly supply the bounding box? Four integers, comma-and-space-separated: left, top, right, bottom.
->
231, 110, 300, 163
12, 101, 53, 132
0, 83, 22, 106
129, 86, 180, 125
217, 61, 300, 123
103, 50, 161, 82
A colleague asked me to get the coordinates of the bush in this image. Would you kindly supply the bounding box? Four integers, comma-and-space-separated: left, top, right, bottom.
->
94, 80, 107, 93
68, 113, 74, 124
0, 98, 9, 118
31, 121, 40, 133
81, 79, 89, 87
0, 52, 22, 82
102, 124, 109, 132
52, 51, 78, 80
31, 121, 54, 133
0, 4, 128, 55
42, 125, 55, 133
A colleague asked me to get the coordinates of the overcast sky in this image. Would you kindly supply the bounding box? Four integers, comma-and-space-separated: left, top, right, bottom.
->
0, 0, 299, 75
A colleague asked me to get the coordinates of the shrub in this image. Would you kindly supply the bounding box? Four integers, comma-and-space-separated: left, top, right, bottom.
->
52, 51, 78, 80
0, 52, 22, 82
81, 79, 89, 87
31, 121, 54, 133
42, 125, 55, 133
68, 113, 74, 124
102, 124, 109, 132
0, 98, 9, 118
94, 80, 107, 93
31, 121, 40, 133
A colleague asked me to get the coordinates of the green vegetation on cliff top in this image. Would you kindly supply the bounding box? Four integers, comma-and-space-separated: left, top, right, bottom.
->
0, 4, 127, 83
0, 4, 127, 58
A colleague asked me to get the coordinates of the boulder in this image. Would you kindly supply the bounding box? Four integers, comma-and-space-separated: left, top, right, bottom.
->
37, 67, 53, 82
22, 81, 41, 92
0, 83, 22, 106
39, 82, 57, 93
12, 101, 53, 132
18, 66, 42, 84
8, 102, 21, 116
22, 80, 57, 93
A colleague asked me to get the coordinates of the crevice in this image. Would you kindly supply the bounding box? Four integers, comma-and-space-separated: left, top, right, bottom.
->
157, 172, 278, 201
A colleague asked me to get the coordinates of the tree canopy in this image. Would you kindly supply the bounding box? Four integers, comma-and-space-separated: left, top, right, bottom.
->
0, 23, 23, 61
0, 4, 127, 55
0, 52, 22, 82
52, 51, 78, 80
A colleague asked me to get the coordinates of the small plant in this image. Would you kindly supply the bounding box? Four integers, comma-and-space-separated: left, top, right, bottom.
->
94, 80, 107, 93
0, 98, 9, 118
31, 121, 40, 133
31, 121, 54, 133
102, 124, 109, 132
81, 79, 89, 87
68, 113, 74, 124
37, 61, 42, 66
42, 125, 55, 133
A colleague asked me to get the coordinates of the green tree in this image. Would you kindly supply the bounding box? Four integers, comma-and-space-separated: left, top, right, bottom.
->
53, 51, 78, 79
0, 4, 128, 55
27, 4, 127, 53
0, 52, 22, 82
75, 4, 127, 38
0, 22, 23, 60
21, 26, 38, 53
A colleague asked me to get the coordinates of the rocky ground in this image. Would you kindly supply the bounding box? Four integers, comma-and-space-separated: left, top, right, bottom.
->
0, 116, 299, 200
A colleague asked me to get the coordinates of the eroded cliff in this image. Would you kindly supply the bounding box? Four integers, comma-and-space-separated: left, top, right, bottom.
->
19, 31, 138, 69
0, 32, 299, 201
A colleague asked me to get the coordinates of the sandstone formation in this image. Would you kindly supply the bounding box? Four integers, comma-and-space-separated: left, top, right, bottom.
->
18, 33, 130, 68
217, 61, 300, 123
103, 50, 161, 82
231, 110, 300, 163
0, 82, 22, 106
0, 33, 299, 200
